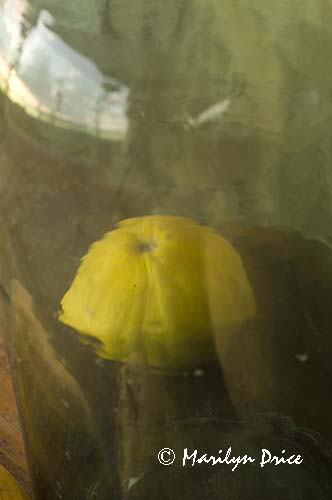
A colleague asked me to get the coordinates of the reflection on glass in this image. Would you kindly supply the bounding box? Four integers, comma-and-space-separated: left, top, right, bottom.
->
1, 1, 332, 499
0, 3, 129, 140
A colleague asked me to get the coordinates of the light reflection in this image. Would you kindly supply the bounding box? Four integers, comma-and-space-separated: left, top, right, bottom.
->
0, 3, 129, 140
0, 0, 24, 89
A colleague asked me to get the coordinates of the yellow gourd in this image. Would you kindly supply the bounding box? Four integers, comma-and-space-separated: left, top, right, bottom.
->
0, 465, 28, 499
59, 215, 256, 370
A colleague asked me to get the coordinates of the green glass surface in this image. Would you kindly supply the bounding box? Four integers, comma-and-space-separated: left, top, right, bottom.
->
0, 1, 332, 498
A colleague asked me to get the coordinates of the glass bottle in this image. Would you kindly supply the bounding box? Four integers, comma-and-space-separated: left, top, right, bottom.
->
0, 1, 332, 499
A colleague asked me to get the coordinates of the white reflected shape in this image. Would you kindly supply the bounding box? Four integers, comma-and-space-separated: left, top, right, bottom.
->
0, 6, 130, 140
186, 98, 231, 129
0, 0, 25, 88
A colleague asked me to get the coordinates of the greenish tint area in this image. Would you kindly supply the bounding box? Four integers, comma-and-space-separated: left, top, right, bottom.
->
27, 0, 107, 33
1, 4, 332, 500
2, 0, 332, 239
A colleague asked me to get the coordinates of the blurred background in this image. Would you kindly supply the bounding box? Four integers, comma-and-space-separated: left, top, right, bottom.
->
1, 1, 332, 499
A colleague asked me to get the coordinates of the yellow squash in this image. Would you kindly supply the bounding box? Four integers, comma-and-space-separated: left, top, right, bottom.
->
59, 215, 256, 370
0, 465, 28, 499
